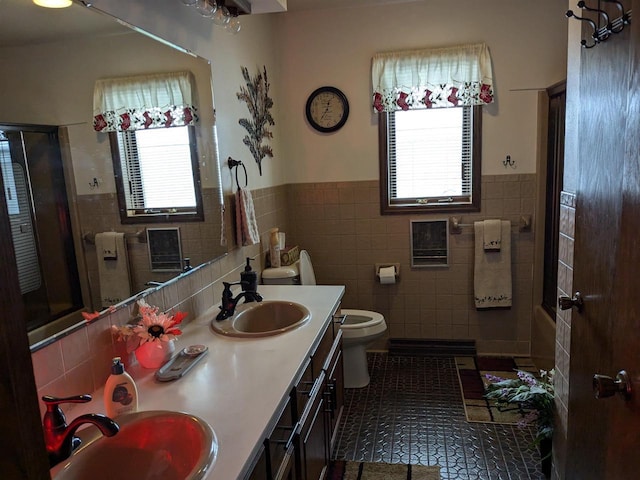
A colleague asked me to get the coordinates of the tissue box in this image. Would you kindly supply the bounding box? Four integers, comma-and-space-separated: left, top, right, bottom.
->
266, 245, 300, 267
280, 245, 299, 266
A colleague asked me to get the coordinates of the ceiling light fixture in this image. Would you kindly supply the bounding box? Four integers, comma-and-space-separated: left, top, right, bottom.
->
32, 0, 73, 8
180, 0, 241, 34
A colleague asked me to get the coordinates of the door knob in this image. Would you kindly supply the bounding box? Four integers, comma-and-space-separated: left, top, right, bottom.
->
593, 370, 632, 400
558, 291, 583, 312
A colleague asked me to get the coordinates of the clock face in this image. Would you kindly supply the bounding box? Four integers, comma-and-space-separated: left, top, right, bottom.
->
305, 86, 349, 133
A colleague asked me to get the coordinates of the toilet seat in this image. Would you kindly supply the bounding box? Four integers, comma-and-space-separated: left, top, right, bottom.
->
339, 309, 386, 340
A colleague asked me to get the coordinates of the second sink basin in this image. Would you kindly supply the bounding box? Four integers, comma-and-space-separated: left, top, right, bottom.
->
212, 300, 310, 337
51, 410, 217, 480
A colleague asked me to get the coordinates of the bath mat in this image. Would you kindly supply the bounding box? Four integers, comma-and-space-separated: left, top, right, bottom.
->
455, 355, 538, 424
327, 461, 440, 480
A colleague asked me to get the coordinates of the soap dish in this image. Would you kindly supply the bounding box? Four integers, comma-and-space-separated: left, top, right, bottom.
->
156, 344, 208, 382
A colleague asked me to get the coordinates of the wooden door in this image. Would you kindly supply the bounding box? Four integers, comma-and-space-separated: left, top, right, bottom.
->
567, 2, 640, 478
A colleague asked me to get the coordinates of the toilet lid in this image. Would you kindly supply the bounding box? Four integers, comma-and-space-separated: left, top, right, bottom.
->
299, 250, 317, 285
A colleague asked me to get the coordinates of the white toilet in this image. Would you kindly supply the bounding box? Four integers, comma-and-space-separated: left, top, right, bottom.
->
262, 250, 387, 388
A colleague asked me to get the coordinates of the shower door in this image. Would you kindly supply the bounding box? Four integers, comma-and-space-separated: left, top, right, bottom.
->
0, 125, 83, 332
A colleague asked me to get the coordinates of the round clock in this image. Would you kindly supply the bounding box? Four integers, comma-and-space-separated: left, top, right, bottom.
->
305, 86, 349, 133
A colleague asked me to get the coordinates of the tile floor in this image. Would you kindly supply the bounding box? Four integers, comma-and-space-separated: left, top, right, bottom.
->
332, 353, 546, 480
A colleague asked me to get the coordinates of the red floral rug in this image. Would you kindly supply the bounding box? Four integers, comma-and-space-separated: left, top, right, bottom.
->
455, 356, 538, 424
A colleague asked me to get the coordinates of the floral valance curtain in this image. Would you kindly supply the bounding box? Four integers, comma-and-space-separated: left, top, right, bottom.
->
371, 43, 494, 112
93, 71, 199, 132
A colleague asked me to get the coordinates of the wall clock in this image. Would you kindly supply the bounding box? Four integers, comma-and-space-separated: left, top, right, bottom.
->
305, 86, 349, 133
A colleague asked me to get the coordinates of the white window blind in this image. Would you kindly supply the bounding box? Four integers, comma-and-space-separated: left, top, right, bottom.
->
387, 106, 475, 207
117, 127, 197, 212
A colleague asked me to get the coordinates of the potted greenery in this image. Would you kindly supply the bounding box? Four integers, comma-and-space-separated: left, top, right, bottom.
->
485, 368, 555, 477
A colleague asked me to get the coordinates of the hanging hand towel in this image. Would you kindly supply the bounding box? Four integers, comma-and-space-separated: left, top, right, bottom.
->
235, 188, 260, 246
483, 219, 502, 251
100, 231, 118, 259
474, 221, 512, 309
95, 232, 131, 308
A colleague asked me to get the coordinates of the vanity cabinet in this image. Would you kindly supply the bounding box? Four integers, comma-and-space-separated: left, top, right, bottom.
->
246, 309, 344, 480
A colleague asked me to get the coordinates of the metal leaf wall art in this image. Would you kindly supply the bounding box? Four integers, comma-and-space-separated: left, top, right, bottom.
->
236, 65, 275, 175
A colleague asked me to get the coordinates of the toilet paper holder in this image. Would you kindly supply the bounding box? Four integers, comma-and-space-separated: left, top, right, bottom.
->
375, 263, 400, 279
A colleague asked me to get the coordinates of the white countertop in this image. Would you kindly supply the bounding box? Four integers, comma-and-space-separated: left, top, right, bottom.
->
57, 285, 344, 480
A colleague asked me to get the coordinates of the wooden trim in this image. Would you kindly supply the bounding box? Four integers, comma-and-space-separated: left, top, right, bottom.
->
0, 168, 50, 478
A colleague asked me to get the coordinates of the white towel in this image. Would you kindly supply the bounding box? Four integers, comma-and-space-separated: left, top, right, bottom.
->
95, 232, 131, 308
235, 188, 260, 246
483, 219, 502, 251
474, 221, 512, 309
99, 231, 118, 259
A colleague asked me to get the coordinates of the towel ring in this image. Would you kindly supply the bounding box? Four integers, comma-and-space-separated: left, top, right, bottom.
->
228, 157, 248, 190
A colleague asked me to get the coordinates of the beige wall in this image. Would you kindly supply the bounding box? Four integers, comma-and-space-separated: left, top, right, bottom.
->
275, 0, 568, 184
288, 175, 536, 355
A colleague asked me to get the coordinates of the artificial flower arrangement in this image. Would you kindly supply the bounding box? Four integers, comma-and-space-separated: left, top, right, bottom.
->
485, 368, 555, 446
112, 299, 186, 367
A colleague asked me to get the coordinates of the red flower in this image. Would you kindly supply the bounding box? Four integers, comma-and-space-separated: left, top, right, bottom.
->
479, 83, 493, 104
423, 89, 433, 108
120, 113, 131, 130
447, 87, 459, 106
143, 111, 153, 129
93, 114, 107, 132
373, 92, 384, 112
396, 92, 410, 111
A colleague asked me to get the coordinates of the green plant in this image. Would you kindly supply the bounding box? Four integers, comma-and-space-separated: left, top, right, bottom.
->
485, 368, 555, 446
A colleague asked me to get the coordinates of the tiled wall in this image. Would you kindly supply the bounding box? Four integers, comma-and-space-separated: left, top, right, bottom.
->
31, 176, 537, 417
551, 191, 575, 479
31, 184, 288, 417
76, 187, 225, 308
287, 174, 536, 355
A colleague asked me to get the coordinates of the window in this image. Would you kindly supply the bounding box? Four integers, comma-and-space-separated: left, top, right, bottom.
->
110, 126, 203, 223
379, 105, 481, 214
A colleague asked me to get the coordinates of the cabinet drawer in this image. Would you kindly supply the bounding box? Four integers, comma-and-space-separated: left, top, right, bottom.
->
311, 321, 333, 379
294, 358, 314, 419
297, 371, 327, 480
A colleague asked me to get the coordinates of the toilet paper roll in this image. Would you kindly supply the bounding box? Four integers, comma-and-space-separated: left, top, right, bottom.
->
378, 265, 396, 284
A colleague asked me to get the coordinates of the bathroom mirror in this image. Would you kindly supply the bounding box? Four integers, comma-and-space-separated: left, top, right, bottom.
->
0, 0, 226, 347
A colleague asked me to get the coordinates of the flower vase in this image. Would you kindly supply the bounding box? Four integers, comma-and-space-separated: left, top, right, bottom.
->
539, 437, 552, 478
135, 340, 175, 369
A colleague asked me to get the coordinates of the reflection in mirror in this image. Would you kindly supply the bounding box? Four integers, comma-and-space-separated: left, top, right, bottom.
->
0, 0, 225, 347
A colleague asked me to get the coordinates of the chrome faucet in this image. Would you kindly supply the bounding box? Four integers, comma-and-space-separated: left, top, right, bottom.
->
215, 281, 263, 320
42, 394, 119, 467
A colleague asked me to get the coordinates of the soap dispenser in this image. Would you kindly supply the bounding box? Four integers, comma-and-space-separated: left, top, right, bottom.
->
241, 257, 258, 293
104, 357, 138, 418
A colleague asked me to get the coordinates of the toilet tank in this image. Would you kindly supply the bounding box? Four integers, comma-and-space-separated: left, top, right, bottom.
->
262, 264, 301, 285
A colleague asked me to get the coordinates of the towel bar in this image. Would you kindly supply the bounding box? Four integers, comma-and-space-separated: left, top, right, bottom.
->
449, 215, 531, 234
83, 230, 147, 244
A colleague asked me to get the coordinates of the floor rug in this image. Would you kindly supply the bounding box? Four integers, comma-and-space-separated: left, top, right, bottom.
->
455, 355, 538, 424
327, 461, 441, 480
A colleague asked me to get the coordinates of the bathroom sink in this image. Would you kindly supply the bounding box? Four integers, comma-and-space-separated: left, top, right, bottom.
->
211, 300, 310, 337
51, 410, 217, 480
